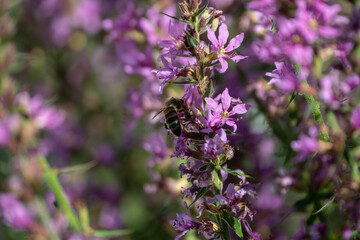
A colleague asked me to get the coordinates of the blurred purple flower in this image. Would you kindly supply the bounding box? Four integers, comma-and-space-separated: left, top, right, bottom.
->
152, 56, 181, 92
291, 127, 319, 161
143, 133, 168, 167
351, 107, 360, 130
0, 193, 34, 231
96, 143, 115, 166
206, 24, 247, 73
15, 92, 65, 131
266, 61, 299, 94
139, 6, 175, 45
320, 71, 360, 109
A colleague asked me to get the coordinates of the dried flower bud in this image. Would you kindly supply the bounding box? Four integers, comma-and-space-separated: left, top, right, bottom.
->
179, 1, 191, 19
0, 43, 15, 73
198, 17, 207, 33
190, 0, 200, 12
212, 17, 219, 32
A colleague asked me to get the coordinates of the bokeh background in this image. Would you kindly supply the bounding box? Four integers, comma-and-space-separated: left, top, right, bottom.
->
1, 0, 360, 239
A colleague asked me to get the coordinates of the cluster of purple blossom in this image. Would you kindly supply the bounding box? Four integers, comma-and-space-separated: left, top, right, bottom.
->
151, 1, 262, 239
1, 0, 360, 239
244, 0, 360, 238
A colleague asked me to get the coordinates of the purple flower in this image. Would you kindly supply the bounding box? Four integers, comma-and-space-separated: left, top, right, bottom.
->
152, 56, 180, 92
139, 6, 175, 45
0, 193, 34, 230
206, 24, 247, 73
201, 135, 225, 160
170, 202, 200, 240
15, 92, 65, 131
320, 71, 360, 109
291, 127, 319, 161
143, 133, 168, 167
266, 61, 299, 94
243, 220, 263, 240
158, 19, 187, 56
204, 88, 250, 133
351, 107, 360, 130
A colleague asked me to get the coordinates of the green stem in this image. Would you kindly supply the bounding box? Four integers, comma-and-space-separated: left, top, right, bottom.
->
304, 93, 329, 142
34, 197, 60, 240
39, 156, 81, 233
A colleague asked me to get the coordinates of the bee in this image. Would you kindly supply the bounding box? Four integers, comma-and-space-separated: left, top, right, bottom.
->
152, 98, 191, 137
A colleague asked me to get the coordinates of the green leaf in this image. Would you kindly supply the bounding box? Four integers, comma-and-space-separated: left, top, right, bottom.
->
93, 229, 132, 238
206, 60, 220, 67
173, 54, 195, 58
192, 1, 208, 18
160, 12, 189, 23
232, 218, 243, 238
312, 194, 336, 215
224, 129, 239, 136
59, 161, 97, 175
168, 80, 198, 85
189, 184, 212, 207
185, 31, 199, 48
221, 216, 243, 238
199, 163, 209, 172
287, 92, 297, 107
39, 156, 81, 233
216, 166, 251, 179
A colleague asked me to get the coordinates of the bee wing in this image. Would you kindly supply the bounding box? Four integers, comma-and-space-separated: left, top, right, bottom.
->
152, 108, 165, 120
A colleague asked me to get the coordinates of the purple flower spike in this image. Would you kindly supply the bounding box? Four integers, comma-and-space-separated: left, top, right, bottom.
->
206, 24, 247, 73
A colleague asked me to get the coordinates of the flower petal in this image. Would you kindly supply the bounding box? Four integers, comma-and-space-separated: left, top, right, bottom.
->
216, 57, 228, 73
225, 32, 244, 52
226, 119, 237, 132
230, 104, 249, 115
205, 97, 219, 111
218, 23, 229, 47
216, 128, 227, 143
221, 88, 231, 111
158, 40, 174, 48
175, 230, 189, 240
206, 26, 219, 48
228, 55, 247, 63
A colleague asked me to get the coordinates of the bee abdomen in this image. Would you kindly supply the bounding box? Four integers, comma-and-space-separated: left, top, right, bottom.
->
164, 107, 181, 136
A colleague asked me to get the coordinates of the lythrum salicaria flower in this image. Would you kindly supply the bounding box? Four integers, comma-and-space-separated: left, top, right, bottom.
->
151, 56, 180, 93
204, 88, 250, 133
291, 127, 319, 161
351, 107, 360, 130
0, 193, 34, 230
266, 61, 299, 94
206, 24, 247, 73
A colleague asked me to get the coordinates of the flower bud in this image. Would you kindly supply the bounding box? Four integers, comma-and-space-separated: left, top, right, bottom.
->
179, 1, 191, 20
198, 17, 207, 33
212, 17, 220, 32
190, 0, 200, 12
